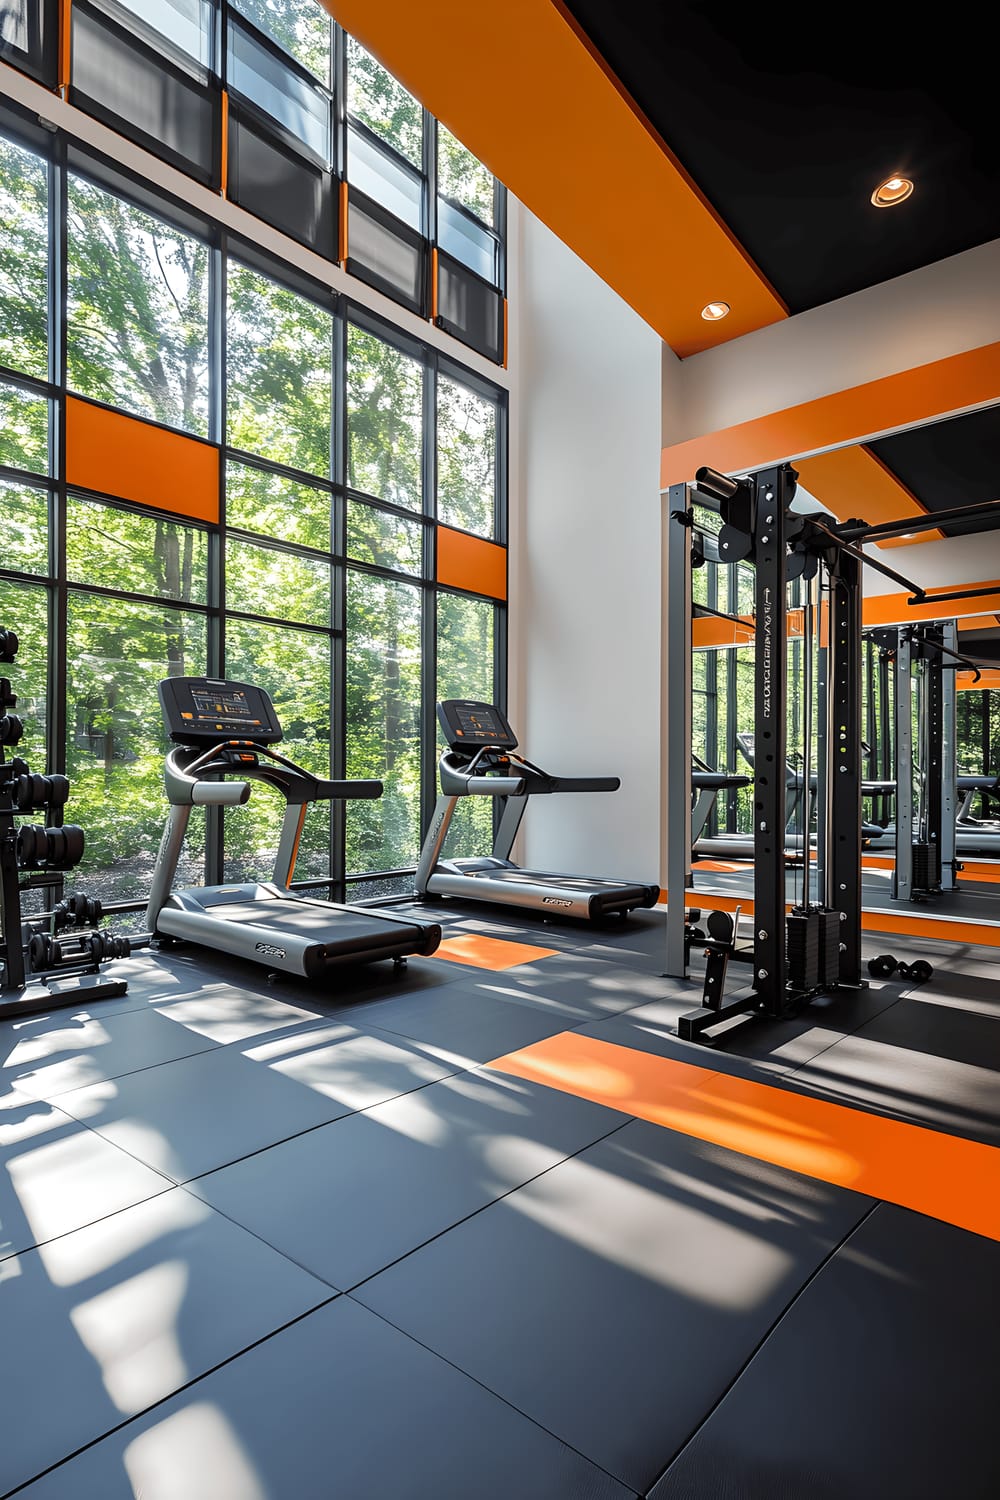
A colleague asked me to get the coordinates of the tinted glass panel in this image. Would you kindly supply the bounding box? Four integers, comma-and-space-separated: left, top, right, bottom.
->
222, 618, 332, 882
0, 135, 48, 380
226, 460, 331, 549
437, 253, 504, 364
346, 570, 422, 874
67, 176, 210, 435
437, 376, 497, 537
347, 502, 423, 575
438, 198, 498, 283
436, 591, 496, 855
346, 323, 423, 509
67, 496, 208, 602
438, 125, 494, 225
1, 480, 48, 575
348, 128, 421, 229
225, 537, 331, 627
0, 382, 48, 472
346, 37, 422, 165
228, 18, 332, 165
72, 5, 217, 181
228, 106, 335, 260
346, 197, 424, 313
97, 0, 213, 66
0, 0, 55, 84
227, 261, 333, 477
230, 0, 331, 83
66, 593, 208, 901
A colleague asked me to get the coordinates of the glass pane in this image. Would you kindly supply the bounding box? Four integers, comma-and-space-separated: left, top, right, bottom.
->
437, 376, 496, 536
230, 0, 331, 83
67, 176, 210, 436
436, 591, 496, 856
438, 125, 494, 225
67, 496, 208, 602
0, 382, 48, 472
347, 128, 421, 230
102, 0, 213, 66
0, 577, 47, 769
346, 571, 422, 874
226, 460, 331, 549
347, 502, 423, 575
225, 537, 330, 627
227, 261, 333, 478
346, 37, 422, 166
66, 594, 208, 902
346, 324, 422, 509
0, 134, 48, 380
438, 199, 497, 283
1, 479, 48, 575
228, 19, 332, 165
222, 618, 332, 882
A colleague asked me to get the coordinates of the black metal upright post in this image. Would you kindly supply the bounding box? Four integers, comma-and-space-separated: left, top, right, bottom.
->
824, 550, 863, 985
751, 466, 790, 1013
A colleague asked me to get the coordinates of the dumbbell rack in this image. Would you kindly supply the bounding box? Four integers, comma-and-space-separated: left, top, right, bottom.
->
0, 626, 130, 1019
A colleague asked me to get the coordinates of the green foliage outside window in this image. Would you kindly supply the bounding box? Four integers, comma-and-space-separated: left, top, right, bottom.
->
0, 383, 48, 472
0, 136, 47, 379
437, 376, 496, 537
232, 0, 332, 83
438, 124, 494, 225
347, 323, 423, 507
346, 36, 423, 165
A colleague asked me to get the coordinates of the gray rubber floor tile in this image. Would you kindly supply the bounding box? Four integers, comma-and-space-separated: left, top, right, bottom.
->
356, 1119, 873, 1493
0, 1189, 333, 1498
13, 1297, 636, 1500
3, 1004, 221, 1101
475, 951, 674, 1022
1, 1092, 171, 1260
649, 1206, 1000, 1499
187, 1066, 629, 1288
336, 982, 583, 1064
49, 1022, 461, 1182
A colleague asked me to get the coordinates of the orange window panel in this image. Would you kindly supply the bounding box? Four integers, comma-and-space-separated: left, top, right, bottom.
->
66, 397, 220, 524
59, 0, 72, 89
437, 525, 507, 601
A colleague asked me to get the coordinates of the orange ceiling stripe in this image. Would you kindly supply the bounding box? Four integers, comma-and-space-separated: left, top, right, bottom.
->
486, 1032, 1000, 1241
862, 583, 1000, 628
436, 525, 507, 600
65, 397, 220, 524
795, 446, 944, 550
662, 340, 1000, 486
319, 0, 786, 356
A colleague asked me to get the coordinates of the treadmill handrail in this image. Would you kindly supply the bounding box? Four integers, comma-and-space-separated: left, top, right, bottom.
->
440, 744, 620, 798
165, 741, 383, 807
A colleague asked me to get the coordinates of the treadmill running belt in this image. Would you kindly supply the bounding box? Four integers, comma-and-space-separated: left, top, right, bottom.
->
204, 901, 425, 955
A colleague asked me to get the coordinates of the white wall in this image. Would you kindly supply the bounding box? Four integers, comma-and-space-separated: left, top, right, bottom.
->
507, 201, 663, 883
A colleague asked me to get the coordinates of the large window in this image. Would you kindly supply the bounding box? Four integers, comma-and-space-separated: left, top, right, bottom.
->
0, 119, 507, 915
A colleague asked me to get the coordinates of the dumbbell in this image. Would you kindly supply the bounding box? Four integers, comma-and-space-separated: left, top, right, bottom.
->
16, 823, 86, 870
867, 954, 933, 984
0, 678, 15, 708
867, 954, 898, 978
52, 891, 104, 929
0, 713, 23, 745
0, 627, 18, 663
12, 772, 71, 810
88, 931, 131, 962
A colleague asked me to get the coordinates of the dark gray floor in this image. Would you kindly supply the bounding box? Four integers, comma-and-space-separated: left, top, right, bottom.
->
3, 899, 1000, 1498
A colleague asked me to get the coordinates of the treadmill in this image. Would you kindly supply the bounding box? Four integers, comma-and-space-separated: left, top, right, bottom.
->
414, 699, 659, 920
145, 676, 441, 978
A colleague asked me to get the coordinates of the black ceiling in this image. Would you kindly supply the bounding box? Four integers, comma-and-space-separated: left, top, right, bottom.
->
868, 406, 1000, 537
560, 3, 1000, 316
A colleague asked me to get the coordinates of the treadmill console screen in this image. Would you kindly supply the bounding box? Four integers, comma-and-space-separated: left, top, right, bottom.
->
158, 677, 284, 746
437, 699, 517, 751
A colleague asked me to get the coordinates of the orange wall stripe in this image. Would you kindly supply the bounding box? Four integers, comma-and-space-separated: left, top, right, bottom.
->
958, 670, 1000, 691
339, 180, 349, 263
436, 525, 507, 600
670, 886, 1000, 946
486, 1032, 1000, 1242
795, 446, 945, 549
862, 582, 1000, 628
662, 340, 1000, 487
219, 89, 229, 197
65, 398, 220, 524
58, 0, 73, 89
319, 0, 785, 357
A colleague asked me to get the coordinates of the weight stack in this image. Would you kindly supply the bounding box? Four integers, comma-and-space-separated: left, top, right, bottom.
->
786, 910, 821, 990
912, 843, 940, 890
816, 909, 842, 985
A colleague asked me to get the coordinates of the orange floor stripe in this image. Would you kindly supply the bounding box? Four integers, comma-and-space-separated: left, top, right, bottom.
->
862, 853, 1000, 883
433, 934, 559, 970
487, 1033, 1000, 1242
673, 888, 1000, 947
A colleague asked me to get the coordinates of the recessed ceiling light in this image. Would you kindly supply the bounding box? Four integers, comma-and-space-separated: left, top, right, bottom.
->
871, 175, 914, 208
701, 301, 730, 321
